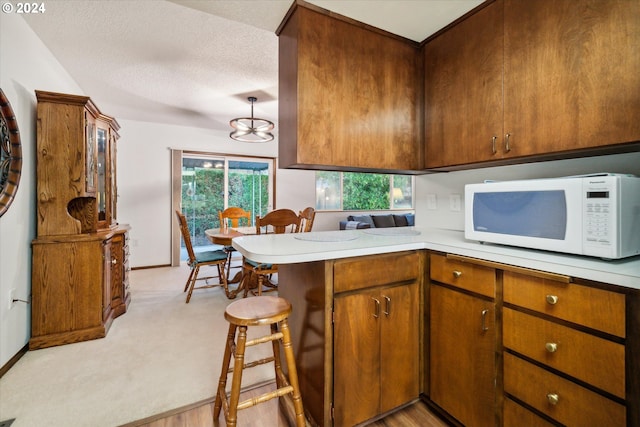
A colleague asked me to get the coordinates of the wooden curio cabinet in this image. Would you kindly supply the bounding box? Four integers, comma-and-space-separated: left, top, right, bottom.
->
30, 90, 131, 350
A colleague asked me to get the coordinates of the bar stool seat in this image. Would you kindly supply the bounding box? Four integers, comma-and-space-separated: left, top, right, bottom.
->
214, 296, 306, 426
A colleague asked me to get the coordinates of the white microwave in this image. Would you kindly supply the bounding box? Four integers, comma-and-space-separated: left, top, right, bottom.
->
465, 174, 640, 259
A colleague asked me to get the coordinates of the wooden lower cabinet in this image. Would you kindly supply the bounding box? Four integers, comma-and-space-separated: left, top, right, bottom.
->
426, 253, 639, 427
278, 250, 423, 426
334, 282, 419, 426
429, 254, 497, 427
30, 225, 131, 349
502, 270, 634, 427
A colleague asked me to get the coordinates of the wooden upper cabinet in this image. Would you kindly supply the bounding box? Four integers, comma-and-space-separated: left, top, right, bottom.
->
277, 3, 423, 173
504, 0, 640, 157
424, 1, 504, 168
36, 90, 120, 236
424, 0, 640, 169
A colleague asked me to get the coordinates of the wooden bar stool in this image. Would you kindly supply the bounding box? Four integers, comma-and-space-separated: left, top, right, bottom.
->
214, 296, 306, 426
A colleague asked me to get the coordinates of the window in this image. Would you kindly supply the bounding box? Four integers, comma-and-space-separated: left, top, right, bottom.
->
172, 150, 274, 264
315, 171, 413, 211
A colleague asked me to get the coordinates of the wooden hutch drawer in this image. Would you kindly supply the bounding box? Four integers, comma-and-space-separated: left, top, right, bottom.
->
430, 253, 495, 298
503, 308, 625, 398
504, 397, 555, 427
333, 251, 420, 293
503, 271, 625, 338
504, 352, 625, 427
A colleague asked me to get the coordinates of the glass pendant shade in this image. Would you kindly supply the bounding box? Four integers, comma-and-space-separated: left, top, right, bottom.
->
229, 96, 274, 142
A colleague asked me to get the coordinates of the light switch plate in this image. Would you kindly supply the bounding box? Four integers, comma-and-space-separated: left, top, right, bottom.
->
449, 194, 461, 212
426, 194, 437, 210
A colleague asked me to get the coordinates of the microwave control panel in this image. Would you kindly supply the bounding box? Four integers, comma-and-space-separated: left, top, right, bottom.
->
582, 177, 617, 257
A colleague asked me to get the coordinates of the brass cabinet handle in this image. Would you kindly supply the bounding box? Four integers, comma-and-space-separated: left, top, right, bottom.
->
491, 136, 498, 154
547, 393, 559, 405
372, 298, 380, 319
481, 309, 489, 331
452, 270, 462, 278
546, 294, 559, 305
545, 342, 558, 353
505, 133, 511, 152
384, 296, 391, 316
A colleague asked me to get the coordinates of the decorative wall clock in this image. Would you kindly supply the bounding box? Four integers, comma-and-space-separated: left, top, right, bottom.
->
0, 88, 22, 217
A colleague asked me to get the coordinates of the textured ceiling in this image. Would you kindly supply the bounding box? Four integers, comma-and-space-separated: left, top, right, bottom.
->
23, 0, 483, 134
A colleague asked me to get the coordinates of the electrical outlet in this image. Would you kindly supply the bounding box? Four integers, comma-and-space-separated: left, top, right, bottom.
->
8, 288, 16, 310
426, 194, 437, 210
449, 194, 461, 212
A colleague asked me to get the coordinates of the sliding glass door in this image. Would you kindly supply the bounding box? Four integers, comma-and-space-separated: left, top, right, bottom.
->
177, 152, 274, 259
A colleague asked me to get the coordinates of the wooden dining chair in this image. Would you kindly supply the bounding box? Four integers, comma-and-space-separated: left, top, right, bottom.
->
241, 209, 301, 297
175, 210, 230, 302
298, 207, 316, 232
219, 207, 252, 229
218, 207, 252, 279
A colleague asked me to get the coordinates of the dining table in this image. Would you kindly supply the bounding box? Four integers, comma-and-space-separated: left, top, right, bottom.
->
205, 226, 257, 298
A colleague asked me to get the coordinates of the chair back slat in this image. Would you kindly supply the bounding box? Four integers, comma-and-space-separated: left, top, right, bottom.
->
298, 207, 316, 232
256, 209, 301, 235
175, 210, 197, 263
219, 207, 252, 228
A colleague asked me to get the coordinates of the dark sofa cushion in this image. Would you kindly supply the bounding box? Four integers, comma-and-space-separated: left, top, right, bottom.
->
405, 213, 415, 226
348, 214, 375, 228
372, 214, 395, 228
393, 214, 408, 227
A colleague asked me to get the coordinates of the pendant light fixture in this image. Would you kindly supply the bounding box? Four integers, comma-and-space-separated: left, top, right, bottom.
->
229, 96, 274, 142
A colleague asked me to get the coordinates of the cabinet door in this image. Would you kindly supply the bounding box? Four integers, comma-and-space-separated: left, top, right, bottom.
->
503, 0, 581, 157
430, 284, 496, 427
503, 0, 640, 156
379, 283, 420, 414
279, 6, 422, 172
424, 0, 503, 168
110, 233, 124, 313
334, 288, 380, 427
102, 239, 112, 322
95, 125, 112, 230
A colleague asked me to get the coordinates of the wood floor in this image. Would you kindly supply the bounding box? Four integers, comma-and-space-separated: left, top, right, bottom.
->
125, 382, 449, 427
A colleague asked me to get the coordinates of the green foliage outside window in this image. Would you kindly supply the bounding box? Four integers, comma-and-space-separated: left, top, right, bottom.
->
343, 172, 391, 210
182, 168, 268, 246
315, 171, 413, 211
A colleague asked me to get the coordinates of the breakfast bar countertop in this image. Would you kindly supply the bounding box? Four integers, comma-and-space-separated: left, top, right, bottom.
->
232, 227, 640, 290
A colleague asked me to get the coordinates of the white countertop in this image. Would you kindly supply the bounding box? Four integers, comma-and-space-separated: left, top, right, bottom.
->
232, 227, 640, 290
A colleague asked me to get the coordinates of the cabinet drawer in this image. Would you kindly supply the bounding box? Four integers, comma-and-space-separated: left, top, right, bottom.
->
504, 352, 625, 427
503, 308, 625, 398
504, 397, 555, 427
503, 271, 625, 337
334, 251, 420, 293
430, 254, 495, 298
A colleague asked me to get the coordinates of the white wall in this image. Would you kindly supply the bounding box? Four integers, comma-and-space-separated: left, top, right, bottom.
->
0, 15, 83, 367
415, 152, 640, 230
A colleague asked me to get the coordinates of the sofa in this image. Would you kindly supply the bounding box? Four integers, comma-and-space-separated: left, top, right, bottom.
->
339, 213, 415, 230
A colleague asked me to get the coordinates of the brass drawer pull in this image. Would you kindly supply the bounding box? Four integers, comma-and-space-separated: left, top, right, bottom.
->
491, 136, 498, 154
481, 309, 489, 331
546, 294, 559, 305
452, 270, 462, 278
372, 298, 380, 319
383, 296, 391, 316
546, 393, 559, 405
545, 342, 558, 353
505, 133, 512, 152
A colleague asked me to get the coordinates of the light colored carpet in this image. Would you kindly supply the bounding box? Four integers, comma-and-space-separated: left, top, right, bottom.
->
0, 264, 274, 427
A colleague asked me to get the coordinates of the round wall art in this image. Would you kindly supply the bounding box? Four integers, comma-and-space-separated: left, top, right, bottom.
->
0, 88, 23, 217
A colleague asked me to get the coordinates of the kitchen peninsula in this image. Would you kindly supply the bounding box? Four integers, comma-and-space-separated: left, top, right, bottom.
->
233, 228, 640, 427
